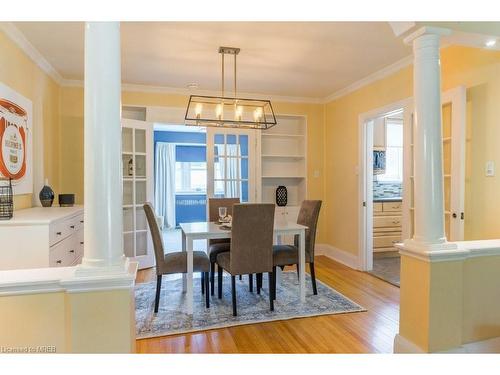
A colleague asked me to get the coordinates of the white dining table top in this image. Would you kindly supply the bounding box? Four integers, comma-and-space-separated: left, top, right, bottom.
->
179, 221, 307, 236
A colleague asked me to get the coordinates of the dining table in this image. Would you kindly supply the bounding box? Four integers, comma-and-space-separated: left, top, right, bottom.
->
179, 220, 308, 315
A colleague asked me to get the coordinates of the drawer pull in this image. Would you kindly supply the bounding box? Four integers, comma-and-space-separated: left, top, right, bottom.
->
70, 225, 75, 229
56, 231, 62, 236
80, 220, 84, 223
56, 260, 62, 264
80, 241, 84, 245
392, 221, 400, 224
69, 249, 75, 253
391, 240, 399, 244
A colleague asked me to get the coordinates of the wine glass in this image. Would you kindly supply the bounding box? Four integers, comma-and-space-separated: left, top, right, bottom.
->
218, 207, 227, 222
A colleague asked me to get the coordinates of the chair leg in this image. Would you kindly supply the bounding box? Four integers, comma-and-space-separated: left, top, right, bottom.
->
272, 266, 277, 301
310, 262, 318, 295
210, 262, 215, 296
256, 273, 262, 294
297, 263, 300, 280
201, 272, 205, 294
249, 274, 253, 292
218, 265, 223, 299
154, 274, 162, 313
239, 275, 242, 280
205, 272, 210, 308
268, 272, 274, 311
231, 275, 237, 316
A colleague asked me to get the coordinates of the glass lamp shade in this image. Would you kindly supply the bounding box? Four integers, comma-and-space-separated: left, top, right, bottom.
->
185, 95, 277, 130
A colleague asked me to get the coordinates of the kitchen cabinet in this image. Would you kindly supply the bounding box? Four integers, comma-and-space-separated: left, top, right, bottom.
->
373, 200, 402, 252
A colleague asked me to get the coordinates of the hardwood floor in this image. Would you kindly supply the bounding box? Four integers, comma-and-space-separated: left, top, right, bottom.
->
135, 256, 400, 353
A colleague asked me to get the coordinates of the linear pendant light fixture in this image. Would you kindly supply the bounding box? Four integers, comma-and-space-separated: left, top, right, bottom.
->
185, 46, 277, 130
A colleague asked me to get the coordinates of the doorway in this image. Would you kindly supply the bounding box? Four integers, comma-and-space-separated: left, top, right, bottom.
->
358, 87, 466, 286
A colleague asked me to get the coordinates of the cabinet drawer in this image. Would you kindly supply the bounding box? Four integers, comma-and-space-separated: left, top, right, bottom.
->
49, 220, 71, 246
49, 235, 78, 267
382, 201, 402, 212
373, 203, 383, 212
374, 235, 402, 248
374, 215, 402, 228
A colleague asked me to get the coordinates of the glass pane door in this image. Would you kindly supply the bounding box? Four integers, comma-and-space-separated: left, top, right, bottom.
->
121, 119, 154, 269
207, 128, 255, 203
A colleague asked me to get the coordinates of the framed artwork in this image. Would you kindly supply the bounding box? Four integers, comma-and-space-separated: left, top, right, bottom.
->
0, 82, 33, 195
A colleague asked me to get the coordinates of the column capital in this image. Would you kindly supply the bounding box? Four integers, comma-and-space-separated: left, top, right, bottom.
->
403, 26, 451, 45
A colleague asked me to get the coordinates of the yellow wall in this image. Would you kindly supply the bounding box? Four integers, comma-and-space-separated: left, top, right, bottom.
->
399, 252, 500, 352
59, 88, 327, 241
324, 46, 500, 257
0, 288, 136, 353
0, 31, 61, 210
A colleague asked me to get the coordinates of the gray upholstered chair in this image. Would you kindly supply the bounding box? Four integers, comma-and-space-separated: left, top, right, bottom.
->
207, 198, 240, 295
215, 203, 275, 316
273, 200, 322, 296
143, 202, 210, 312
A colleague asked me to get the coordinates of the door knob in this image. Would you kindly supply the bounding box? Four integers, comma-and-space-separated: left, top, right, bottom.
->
452, 213, 457, 218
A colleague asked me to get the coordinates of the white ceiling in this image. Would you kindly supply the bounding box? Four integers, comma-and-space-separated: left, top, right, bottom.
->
13, 22, 412, 100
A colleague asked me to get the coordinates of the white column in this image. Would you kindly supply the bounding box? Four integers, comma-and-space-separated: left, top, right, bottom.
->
403, 27, 455, 252
80, 22, 125, 271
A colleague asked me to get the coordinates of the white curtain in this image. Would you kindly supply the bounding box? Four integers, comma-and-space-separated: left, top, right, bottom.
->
155, 142, 176, 228
226, 144, 240, 198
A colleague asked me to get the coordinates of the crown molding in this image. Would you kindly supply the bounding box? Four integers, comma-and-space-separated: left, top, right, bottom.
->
322, 55, 414, 103
0, 22, 63, 85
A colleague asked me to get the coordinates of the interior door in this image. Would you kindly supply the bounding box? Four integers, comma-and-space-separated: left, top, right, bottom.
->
121, 118, 155, 269
403, 86, 466, 241
206, 128, 257, 203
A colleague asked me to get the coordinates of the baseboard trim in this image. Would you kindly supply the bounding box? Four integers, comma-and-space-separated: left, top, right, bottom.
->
315, 244, 360, 270
394, 334, 500, 353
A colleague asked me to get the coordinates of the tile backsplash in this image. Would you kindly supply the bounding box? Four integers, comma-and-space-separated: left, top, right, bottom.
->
373, 181, 402, 199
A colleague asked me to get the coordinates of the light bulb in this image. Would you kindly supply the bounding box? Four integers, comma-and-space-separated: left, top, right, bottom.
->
215, 104, 223, 120
235, 106, 243, 121
195, 103, 203, 119
253, 107, 263, 122
485, 39, 497, 48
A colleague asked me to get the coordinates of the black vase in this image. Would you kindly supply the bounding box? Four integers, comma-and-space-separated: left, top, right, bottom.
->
39, 179, 54, 207
276, 185, 288, 207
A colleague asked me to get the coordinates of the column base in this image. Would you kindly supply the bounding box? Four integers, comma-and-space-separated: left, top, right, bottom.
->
75, 255, 129, 278
397, 239, 469, 262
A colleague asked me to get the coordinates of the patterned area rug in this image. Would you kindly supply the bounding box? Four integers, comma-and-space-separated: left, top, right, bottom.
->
135, 272, 366, 339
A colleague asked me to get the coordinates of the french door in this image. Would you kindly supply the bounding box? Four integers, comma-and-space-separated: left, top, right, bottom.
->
403, 86, 466, 241
206, 128, 257, 203
121, 118, 155, 269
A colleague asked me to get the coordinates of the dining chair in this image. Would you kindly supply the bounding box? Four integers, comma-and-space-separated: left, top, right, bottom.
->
272, 200, 322, 297
207, 197, 240, 295
143, 202, 210, 312
215, 203, 275, 316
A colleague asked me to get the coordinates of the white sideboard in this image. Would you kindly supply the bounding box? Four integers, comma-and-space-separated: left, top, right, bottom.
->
0, 206, 84, 270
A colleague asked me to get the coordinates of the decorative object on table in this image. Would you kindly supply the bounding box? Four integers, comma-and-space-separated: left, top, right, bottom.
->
218, 206, 227, 222
128, 157, 133, 176
275, 185, 288, 207
0, 82, 33, 195
58, 193, 75, 207
39, 178, 55, 207
184, 47, 277, 130
373, 150, 386, 175
0, 177, 13, 220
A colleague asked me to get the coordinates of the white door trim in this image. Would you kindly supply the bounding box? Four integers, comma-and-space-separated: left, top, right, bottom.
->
442, 86, 466, 241
358, 98, 413, 271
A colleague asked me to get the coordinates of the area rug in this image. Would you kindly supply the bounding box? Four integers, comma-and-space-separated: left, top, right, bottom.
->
135, 272, 366, 339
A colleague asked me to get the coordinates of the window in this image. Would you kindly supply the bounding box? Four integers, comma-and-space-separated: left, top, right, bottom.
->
377, 121, 403, 182
175, 162, 207, 193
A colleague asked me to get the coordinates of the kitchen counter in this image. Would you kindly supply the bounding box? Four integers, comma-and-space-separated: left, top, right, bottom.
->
373, 197, 402, 203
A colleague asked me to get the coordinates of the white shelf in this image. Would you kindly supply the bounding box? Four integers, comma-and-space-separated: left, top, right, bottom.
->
262, 175, 305, 179
261, 154, 305, 160
262, 133, 304, 138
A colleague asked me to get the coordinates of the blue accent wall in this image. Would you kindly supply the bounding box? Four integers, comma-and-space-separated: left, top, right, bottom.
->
154, 130, 207, 227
